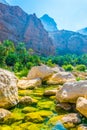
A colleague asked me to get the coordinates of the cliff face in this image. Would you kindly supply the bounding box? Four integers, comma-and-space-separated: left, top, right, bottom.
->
51, 30, 87, 55
40, 14, 58, 32
0, 3, 54, 56
23, 14, 54, 56
41, 14, 87, 55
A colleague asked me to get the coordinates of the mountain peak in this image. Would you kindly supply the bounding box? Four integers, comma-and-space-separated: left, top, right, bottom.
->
77, 27, 87, 35
40, 14, 58, 32
0, 0, 9, 5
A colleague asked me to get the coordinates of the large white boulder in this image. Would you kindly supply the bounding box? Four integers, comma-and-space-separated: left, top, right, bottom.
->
56, 80, 87, 103
0, 68, 18, 108
18, 78, 42, 89
47, 72, 76, 85
27, 65, 54, 80
76, 97, 87, 117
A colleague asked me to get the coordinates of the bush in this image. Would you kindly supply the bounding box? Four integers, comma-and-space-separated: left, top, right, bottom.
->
47, 59, 55, 67
62, 64, 74, 71
75, 64, 86, 71
5, 53, 17, 66
76, 77, 82, 81
14, 62, 23, 72
16, 68, 29, 78
26, 62, 35, 69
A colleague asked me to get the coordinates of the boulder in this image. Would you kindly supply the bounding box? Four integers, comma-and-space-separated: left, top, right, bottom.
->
27, 65, 53, 80
62, 113, 81, 124
43, 90, 57, 96
76, 97, 87, 117
0, 68, 18, 108
77, 124, 87, 130
51, 66, 64, 73
47, 72, 76, 85
56, 80, 87, 103
56, 102, 72, 111
0, 108, 11, 123
19, 96, 33, 106
72, 71, 87, 80
18, 78, 41, 89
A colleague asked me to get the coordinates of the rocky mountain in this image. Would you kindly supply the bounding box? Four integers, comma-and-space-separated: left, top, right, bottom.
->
1, 2, 87, 56
41, 14, 87, 55
51, 30, 87, 55
40, 14, 58, 32
77, 27, 87, 35
0, 3, 54, 56
0, 0, 8, 4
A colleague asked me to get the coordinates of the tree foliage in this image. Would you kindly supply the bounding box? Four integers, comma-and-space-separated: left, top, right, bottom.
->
0, 40, 87, 77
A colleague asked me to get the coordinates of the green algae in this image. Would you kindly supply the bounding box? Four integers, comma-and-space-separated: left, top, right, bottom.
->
37, 101, 55, 111
18, 90, 33, 97
0, 85, 81, 130
0, 125, 12, 130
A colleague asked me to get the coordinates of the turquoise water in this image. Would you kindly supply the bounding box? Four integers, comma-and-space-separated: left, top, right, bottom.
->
52, 122, 66, 130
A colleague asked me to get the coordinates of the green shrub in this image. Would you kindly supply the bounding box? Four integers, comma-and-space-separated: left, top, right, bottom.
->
76, 77, 82, 81
14, 62, 23, 72
26, 62, 34, 69
15, 68, 29, 78
47, 59, 55, 67
5, 53, 17, 66
75, 64, 86, 71
62, 64, 74, 71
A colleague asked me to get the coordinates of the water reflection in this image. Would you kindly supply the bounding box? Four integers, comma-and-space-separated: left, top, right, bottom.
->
52, 122, 66, 130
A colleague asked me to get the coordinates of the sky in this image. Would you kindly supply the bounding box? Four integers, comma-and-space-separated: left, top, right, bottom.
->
6, 0, 87, 31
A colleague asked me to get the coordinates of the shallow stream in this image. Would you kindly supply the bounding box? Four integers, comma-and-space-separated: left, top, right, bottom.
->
0, 85, 78, 130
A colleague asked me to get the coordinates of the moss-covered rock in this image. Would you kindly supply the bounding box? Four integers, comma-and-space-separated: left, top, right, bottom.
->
18, 90, 33, 96
0, 125, 12, 130
77, 124, 87, 130
19, 96, 33, 106
0, 109, 11, 124
22, 107, 37, 113
5, 112, 24, 124
48, 115, 65, 125
19, 122, 32, 129
27, 124, 43, 130
24, 112, 44, 123
37, 110, 53, 118
37, 101, 55, 111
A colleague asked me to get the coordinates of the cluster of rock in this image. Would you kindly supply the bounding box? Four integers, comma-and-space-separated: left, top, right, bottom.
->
18, 64, 76, 89
56, 80, 87, 118
1, 65, 87, 129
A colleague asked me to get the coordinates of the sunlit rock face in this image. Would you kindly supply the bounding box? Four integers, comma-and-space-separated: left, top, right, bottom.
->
40, 14, 58, 32
0, 68, 18, 108
47, 72, 76, 85
0, 3, 55, 56
56, 80, 87, 103
76, 97, 87, 117
18, 78, 42, 89
27, 65, 54, 80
